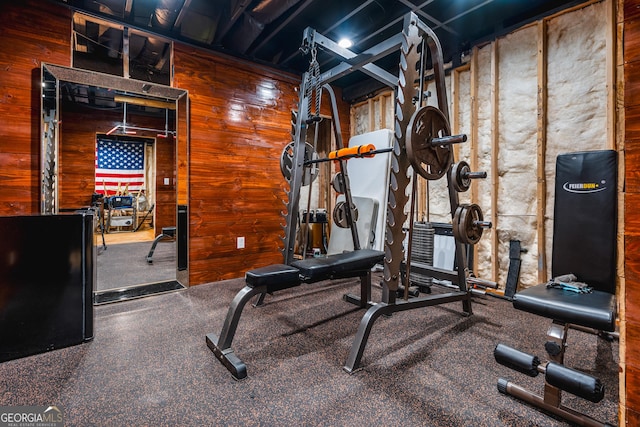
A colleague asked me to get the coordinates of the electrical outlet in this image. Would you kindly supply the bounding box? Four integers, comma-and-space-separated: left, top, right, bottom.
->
237, 236, 245, 249
164, 177, 170, 185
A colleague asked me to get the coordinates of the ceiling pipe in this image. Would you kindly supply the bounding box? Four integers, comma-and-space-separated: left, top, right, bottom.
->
224, 0, 301, 54
215, 0, 253, 43
151, 0, 185, 30
249, 0, 315, 57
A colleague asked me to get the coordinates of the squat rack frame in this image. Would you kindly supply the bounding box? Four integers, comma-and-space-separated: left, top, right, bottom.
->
282, 12, 475, 373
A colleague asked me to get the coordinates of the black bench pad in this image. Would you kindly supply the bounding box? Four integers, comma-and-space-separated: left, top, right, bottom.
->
244, 249, 384, 293
245, 264, 301, 293
291, 249, 384, 282
513, 284, 616, 332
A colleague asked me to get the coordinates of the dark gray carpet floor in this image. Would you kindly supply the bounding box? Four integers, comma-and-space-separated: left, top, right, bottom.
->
96, 240, 176, 291
0, 275, 619, 426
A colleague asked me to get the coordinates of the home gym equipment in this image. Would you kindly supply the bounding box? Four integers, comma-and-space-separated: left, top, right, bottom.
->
494, 150, 617, 427
206, 248, 384, 379
146, 226, 176, 264
104, 195, 136, 232
206, 12, 491, 379
450, 161, 487, 193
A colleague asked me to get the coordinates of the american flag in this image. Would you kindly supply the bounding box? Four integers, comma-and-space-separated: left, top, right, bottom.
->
95, 139, 145, 195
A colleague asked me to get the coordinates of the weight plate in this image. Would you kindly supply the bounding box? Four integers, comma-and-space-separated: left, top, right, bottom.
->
332, 173, 345, 194
279, 141, 318, 186
453, 203, 484, 245
406, 106, 452, 180
451, 161, 471, 192
332, 201, 358, 229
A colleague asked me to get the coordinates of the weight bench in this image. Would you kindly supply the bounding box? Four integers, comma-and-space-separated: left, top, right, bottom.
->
495, 150, 618, 427
146, 226, 176, 264
206, 248, 384, 379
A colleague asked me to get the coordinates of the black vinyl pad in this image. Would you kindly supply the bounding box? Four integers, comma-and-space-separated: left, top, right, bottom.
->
245, 264, 301, 292
513, 284, 616, 332
291, 249, 384, 282
512, 151, 618, 331
552, 150, 617, 294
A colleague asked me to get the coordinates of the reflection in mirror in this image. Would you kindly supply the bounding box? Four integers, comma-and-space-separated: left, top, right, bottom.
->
41, 63, 189, 304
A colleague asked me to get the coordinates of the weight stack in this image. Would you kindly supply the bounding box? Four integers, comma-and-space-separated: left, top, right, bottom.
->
410, 221, 435, 291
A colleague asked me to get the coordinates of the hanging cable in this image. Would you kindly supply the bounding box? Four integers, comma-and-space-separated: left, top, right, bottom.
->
305, 44, 322, 124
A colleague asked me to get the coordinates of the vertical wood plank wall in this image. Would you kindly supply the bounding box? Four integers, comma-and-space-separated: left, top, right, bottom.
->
0, 1, 350, 286
58, 107, 176, 232
623, 0, 640, 422
173, 44, 350, 284
0, 1, 71, 214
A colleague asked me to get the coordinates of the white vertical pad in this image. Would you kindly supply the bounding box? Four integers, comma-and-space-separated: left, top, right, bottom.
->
333, 129, 393, 252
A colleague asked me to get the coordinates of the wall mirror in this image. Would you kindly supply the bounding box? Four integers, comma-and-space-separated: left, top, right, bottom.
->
41, 63, 189, 304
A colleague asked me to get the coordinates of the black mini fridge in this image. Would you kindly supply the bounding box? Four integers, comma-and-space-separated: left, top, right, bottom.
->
0, 213, 94, 362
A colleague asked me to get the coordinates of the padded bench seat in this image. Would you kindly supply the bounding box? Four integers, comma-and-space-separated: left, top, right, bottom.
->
244, 249, 385, 294
291, 249, 384, 282
513, 284, 616, 332
246, 264, 301, 293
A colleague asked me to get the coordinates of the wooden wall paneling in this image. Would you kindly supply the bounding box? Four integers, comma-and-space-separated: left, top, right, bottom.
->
627, 364, 640, 412
625, 0, 640, 421
627, 318, 640, 367
625, 19, 640, 63
626, 140, 640, 193
627, 408, 640, 426
174, 44, 350, 284
624, 61, 640, 106
59, 106, 175, 230
0, 1, 71, 215
625, 232, 640, 321
177, 96, 189, 206
155, 135, 177, 232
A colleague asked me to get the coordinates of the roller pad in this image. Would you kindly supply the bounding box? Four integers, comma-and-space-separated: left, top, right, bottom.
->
494, 344, 540, 377
245, 264, 301, 293
546, 362, 604, 403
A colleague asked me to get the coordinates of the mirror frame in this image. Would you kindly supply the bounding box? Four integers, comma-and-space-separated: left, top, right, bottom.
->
40, 63, 189, 286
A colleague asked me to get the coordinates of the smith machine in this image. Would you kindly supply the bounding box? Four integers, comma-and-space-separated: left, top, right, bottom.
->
206, 12, 491, 379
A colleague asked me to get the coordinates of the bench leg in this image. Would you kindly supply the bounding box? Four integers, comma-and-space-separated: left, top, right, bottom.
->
344, 291, 469, 373
343, 302, 391, 373
146, 233, 167, 264
343, 271, 374, 308
206, 285, 264, 380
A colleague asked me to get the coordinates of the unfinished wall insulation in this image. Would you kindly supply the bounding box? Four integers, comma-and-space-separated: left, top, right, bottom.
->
350, 0, 610, 290
495, 25, 539, 287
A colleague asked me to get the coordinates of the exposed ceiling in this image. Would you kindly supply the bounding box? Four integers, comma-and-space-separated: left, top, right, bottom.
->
55, 0, 590, 101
